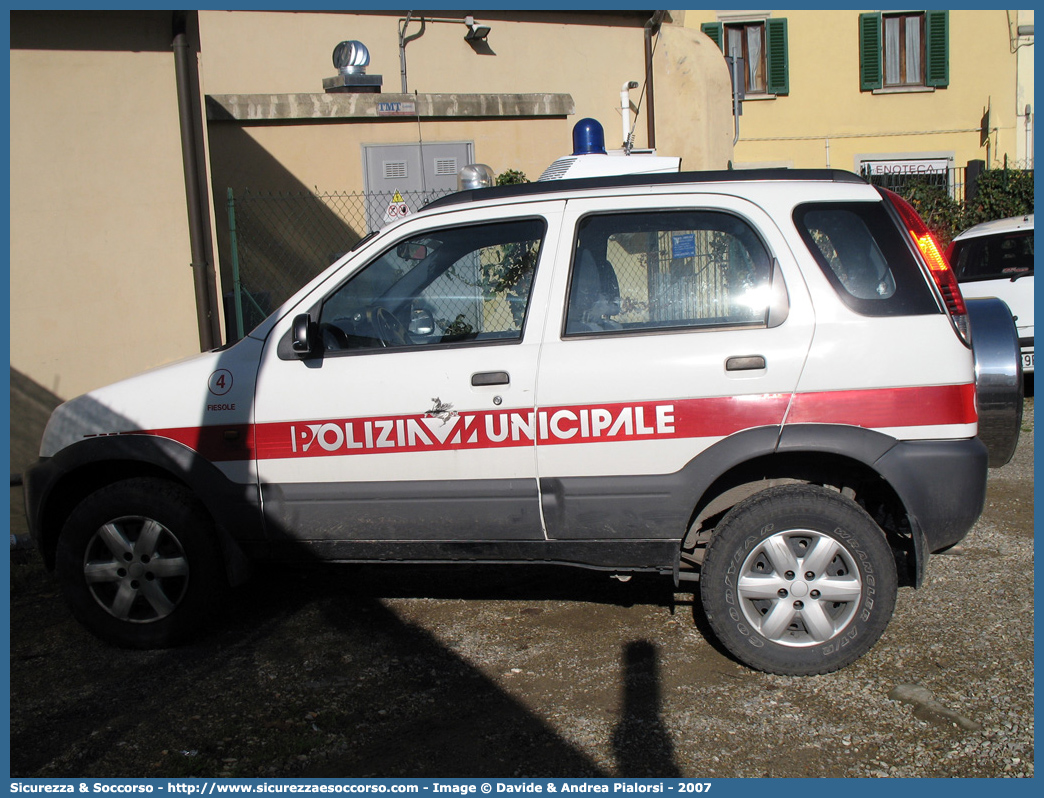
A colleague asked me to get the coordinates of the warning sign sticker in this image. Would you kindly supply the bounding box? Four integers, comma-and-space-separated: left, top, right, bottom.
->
383, 191, 411, 224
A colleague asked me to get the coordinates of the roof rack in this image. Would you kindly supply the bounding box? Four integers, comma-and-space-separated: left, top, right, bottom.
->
423, 168, 867, 211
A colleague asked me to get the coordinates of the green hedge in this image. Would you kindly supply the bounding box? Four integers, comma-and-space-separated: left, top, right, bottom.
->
897, 169, 1034, 247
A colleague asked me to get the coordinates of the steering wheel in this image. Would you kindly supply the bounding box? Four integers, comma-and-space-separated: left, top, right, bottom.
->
369, 306, 409, 347
319, 323, 351, 351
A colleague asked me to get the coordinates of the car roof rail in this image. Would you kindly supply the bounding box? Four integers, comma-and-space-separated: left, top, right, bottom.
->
423, 168, 868, 211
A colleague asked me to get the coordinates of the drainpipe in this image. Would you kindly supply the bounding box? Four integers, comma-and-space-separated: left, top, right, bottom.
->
644, 11, 666, 150
173, 17, 218, 351
1026, 104, 1033, 169
398, 11, 413, 93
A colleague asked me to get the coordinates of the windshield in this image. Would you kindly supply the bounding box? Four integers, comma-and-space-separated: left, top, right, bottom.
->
950, 230, 1034, 282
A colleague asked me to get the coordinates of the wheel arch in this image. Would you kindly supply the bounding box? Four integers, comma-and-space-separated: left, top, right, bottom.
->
681, 424, 919, 586
29, 435, 258, 585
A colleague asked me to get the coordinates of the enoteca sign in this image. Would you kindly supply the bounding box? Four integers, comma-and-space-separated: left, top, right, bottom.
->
861, 158, 951, 176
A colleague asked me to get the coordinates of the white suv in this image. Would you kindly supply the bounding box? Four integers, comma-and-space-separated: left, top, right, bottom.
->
948, 214, 1033, 374
24, 170, 1023, 675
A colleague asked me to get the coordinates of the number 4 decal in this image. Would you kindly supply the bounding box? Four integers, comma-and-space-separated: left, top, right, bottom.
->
208, 369, 233, 396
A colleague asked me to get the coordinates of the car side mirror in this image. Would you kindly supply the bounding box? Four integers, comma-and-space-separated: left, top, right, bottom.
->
396, 242, 428, 261
291, 313, 320, 357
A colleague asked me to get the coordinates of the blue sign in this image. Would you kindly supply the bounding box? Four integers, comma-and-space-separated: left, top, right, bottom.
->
671, 233, 696, 259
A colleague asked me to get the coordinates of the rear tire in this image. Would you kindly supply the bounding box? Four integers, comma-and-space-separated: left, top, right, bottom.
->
700, 484, 897, 675
55, 478, 225, 648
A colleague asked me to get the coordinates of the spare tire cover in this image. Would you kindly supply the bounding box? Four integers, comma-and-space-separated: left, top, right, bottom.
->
966, 297, 1024, 467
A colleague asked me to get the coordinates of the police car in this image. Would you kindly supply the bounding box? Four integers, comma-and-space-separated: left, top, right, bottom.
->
24, 166, 1023, 675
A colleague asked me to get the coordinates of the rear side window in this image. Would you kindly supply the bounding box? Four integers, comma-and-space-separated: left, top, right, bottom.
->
564, 210, 777, 336
794, 202, 938, 316
950, 230, 1033, 282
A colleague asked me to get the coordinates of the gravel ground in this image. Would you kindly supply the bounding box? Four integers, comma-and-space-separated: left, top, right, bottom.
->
8, 401, 1034, 779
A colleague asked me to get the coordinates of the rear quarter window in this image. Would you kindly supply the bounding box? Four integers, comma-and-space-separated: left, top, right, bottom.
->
794, 202, 939, 316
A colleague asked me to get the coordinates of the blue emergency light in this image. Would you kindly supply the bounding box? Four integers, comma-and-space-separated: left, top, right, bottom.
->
572, 118, 607, 156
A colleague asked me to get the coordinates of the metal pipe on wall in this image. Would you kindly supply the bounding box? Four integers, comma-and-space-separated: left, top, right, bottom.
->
173, 16, 218, 351
644, 12, 666, 150
1026, 104, 1033, 169
399, 11, 414, 93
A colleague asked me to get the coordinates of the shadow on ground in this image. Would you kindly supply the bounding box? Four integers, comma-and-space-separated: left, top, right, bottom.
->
10, 554, 688, 777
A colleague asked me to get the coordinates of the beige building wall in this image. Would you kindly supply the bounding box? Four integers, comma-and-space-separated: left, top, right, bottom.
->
10, 12, 203, 400
683, 10, 1025, 174
200, 11, 733, 190
196, 9, 655, 193
206, 117, 571, 197
197, 10, 654, 151
652, 24, 734, 171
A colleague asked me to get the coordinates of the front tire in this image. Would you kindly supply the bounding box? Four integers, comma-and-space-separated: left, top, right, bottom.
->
700, 485, 897, 675
55, 478, 225, 648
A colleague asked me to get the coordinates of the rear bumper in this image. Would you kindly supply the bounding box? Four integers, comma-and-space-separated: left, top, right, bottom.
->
875, 437, 988, 554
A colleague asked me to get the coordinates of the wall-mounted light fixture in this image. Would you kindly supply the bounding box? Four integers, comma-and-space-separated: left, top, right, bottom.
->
464, 15, 491, 42
399, 14, 494, 93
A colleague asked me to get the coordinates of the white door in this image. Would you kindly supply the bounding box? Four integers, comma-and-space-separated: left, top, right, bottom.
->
533, 195, 816, 540
252, 203, 563, 545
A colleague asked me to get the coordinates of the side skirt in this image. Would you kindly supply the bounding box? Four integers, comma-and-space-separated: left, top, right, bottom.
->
245, 538, 680, 574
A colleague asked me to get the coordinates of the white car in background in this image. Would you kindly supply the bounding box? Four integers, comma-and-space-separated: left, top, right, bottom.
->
948, 215, 1034, 374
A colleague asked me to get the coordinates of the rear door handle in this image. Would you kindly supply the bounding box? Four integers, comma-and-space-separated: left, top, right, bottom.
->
472, 371, 510, 386
726, 355, 766, 372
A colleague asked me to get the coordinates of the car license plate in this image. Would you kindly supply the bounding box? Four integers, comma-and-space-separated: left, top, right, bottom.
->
1022, 352, 1034, 371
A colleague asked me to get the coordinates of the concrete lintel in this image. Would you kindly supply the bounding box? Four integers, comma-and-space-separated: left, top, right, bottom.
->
206, 92, 575, 122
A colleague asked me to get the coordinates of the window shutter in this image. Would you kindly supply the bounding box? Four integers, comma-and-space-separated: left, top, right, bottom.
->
765, 18, 789, 95
925, 10, 949, 88
859, 12, 883, 91
701, 22, 723, 51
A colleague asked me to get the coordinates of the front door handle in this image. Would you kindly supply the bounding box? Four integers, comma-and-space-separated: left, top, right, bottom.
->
726, 355, 766, 372
472, 371, 510, 386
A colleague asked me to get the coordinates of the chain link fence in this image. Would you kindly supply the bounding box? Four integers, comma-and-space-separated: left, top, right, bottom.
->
611, 231, 743, 325
225, 188, 451, 340
226, 166, 1017, 342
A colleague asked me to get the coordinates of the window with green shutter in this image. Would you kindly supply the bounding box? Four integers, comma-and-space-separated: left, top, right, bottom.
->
765, 18, 789, 95
701, 22, 723, 50
702, 17, 789, 97
859, 12, 883, 90
924, 11, 949, 87
859, 10, 948, 91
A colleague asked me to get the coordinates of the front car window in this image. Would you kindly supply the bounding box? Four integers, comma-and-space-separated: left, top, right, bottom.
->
565, 210, 775, 336
319, 218, 545, 351
950, 231, 1034, 282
